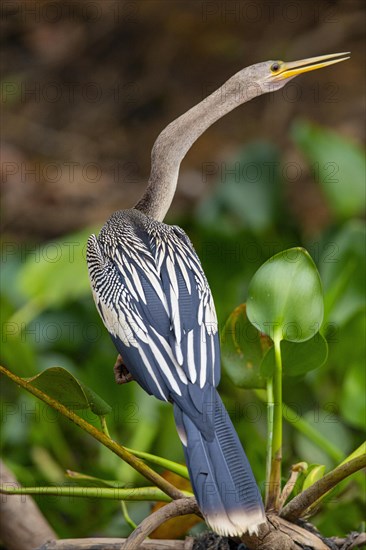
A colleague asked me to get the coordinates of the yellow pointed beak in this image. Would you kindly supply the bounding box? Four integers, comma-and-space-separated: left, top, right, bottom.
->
270, 52, 350, 81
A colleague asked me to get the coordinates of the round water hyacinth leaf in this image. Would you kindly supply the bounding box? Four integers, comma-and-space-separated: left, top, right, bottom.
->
247, 248, 324, 343
26, 367, 112, 417
221, 304, 268, 388
260, 333, 328, 378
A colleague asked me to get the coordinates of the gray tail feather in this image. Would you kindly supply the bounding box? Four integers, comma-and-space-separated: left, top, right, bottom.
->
174, 391, 266, 536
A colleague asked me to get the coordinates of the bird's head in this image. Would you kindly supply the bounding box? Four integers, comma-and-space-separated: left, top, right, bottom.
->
252, 52, 350, 93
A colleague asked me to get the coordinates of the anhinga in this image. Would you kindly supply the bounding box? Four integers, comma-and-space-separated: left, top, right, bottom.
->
87, 53, 349, 536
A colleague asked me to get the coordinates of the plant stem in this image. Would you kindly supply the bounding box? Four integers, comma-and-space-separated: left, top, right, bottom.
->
0, 485, 191, 502
121, 501, 138, 530
265, 377, 274, 506
266, 337, 282, 511
124, 498, 200, 549
125, 448, 189, 480
339, 441, 365, 465
0, 365, 184, 501
279, 462, 308, 510
8, 298, 43, 328
305, 441, 366, 514
284, 406, 343, 463
255, 390, 343, 463
100, 416, 111, 438
280, 454, 366, 521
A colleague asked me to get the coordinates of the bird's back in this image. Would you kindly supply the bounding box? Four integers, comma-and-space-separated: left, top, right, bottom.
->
87, 208, 220, 438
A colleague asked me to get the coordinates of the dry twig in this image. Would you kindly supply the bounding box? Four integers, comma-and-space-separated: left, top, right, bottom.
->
37, 538, 193, 550
123, 498, 200, 550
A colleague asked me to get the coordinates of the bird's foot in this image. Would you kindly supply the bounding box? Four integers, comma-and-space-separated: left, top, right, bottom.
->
114, 354, 134, 384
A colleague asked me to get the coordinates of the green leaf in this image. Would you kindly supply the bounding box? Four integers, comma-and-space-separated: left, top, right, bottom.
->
261, 333, 328, 378
327, 308, 365, 376
26, 367, 112, 417
320, 221, 366, 326
221, 304, 267, 388
196, 142, 282, 234
302, 464, 326, 491
0, 294, 36, 376
340, 362, 366, 430
294, 409, 351, 469
292, 120, 365, 219
13, 227, 98, 325
79, 383, 112, 417
247, 248, 324, 343
339, 442, 366, 466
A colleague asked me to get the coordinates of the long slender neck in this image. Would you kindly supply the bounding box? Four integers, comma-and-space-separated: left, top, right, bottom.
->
135, 66, 264, 221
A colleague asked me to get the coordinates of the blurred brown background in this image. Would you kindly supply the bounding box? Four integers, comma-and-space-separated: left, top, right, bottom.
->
1, 0, 365, 240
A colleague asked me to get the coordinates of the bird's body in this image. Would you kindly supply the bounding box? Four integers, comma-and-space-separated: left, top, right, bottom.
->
87, 207, 265, 535
87, 52, 349, 537
88, 208, 220, 405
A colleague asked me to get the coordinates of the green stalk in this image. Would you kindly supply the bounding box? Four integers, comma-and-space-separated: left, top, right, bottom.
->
121, 501, 138, 530
266, 337, 282, 511
265, 377, 274, 505
305, 442, 366, 514
339, 441, 365, 466
8, 298, 43, 328
100, 416, 111, 438
255, 391, 344, 463
286, 410, 343, 463
0, 365, 183, 501
0, 485, 192, 502
67, 376, 188, 479
281, 454, 366, 521
125, 448, 189, 480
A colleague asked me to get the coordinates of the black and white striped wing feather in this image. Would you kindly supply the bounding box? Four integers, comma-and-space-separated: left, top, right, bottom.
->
87, 219, 220, 425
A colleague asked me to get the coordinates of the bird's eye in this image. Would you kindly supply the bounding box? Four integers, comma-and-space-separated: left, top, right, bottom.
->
270, 62, 281, 73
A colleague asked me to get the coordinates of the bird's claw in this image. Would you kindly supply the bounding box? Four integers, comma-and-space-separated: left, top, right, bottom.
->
114, 354, 134, 384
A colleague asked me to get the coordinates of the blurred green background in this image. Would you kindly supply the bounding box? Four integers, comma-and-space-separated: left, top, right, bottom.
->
1, 0, 365, 542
